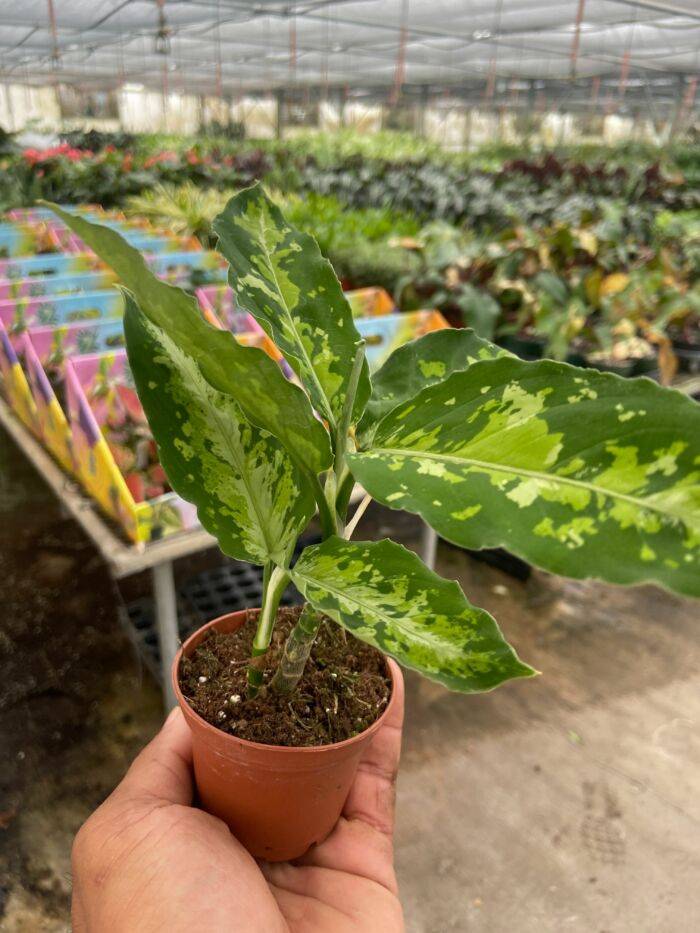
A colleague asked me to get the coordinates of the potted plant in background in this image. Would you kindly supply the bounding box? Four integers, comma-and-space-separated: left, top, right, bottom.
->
48, 187, 699, 861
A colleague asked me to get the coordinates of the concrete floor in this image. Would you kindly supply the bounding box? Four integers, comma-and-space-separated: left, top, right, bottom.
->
1, 426, 699, 932
396, 550, 700, 932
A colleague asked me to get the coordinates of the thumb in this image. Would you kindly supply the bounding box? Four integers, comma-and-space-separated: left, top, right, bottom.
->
114, 706, 194, 806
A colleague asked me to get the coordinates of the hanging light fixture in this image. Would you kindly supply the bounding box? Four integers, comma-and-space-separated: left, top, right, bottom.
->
155, 0, 172, 55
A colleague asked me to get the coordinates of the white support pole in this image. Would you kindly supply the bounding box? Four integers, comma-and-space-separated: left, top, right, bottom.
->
421, 523, 438, 571
152, 561, 180, 711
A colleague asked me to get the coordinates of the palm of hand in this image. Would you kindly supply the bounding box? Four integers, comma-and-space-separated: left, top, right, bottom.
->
72, 678, 405, 933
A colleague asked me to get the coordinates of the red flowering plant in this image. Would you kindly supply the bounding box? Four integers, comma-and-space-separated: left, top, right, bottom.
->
23, 142, 94, 164
7, 140, 271, 208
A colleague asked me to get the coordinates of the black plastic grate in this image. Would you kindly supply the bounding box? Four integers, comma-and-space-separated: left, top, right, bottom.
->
180, 561, 303, 622
122, 535, 319, 681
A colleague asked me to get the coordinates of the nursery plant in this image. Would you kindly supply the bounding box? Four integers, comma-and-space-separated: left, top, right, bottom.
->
126, 182, 236, 250
49, 184, 700, 687
47, 185, 700, 858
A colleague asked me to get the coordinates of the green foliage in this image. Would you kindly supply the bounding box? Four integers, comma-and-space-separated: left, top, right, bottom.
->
4, 142, 269, 210
391, 198, 698, 368
282, 191, 419, 258
358, 328, 508, 441
350, 356, 700, 597
212, 184, 370, 427
295, 151, 699, 230
46, 201, 332, 476
124, 293, 314, 565
0, 125, 18, 156
60, 128, 137, 151
124, 184, 419, 291
291, 537, 534, 692
48, 188, 700, 703
126, 183, 236, 248
8, 131, 698, 366
327, 237, 420, 293
266, 129, 448, 167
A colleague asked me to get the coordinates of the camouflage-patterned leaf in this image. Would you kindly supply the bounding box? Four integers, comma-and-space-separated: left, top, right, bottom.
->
212, 185, 370, 426
349, 357, 700, 598
358, 328, 510, 442
124, 295, 313, 565
44, 203, 332, 475
291, 536, 535, 692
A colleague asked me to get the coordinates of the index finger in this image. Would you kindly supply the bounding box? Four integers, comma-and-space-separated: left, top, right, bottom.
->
342, 659, 404, 837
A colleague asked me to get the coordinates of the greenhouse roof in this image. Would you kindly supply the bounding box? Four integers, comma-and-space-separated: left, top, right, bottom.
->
1, 0, 699, 108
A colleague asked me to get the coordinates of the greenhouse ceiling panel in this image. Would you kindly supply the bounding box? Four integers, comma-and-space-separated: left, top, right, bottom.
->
0, 0, 698, 99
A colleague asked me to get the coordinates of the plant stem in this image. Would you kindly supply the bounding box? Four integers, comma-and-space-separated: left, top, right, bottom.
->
311, 472, 337, 539
334, 341, 365, 483
263, 345, 365, 696
247, 564, 289, 697
335, 469, 355, 523
317, 341, 364, 538
344, 493, 372, 539
269, 603, 322, 694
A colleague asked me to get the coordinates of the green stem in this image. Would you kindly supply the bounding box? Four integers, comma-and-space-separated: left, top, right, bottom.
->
310, 472, 337, 539
247, 564, 289, 697
335, 469, 355, 524
334, 341, 365, 483
319, 342, 364, 536
270, 603, 323, 695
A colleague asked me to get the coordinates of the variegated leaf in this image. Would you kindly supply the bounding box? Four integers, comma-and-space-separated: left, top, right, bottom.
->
212, 184, 370, 427
358, 328, 510, 442
44, 202, 332, 475
291, 536, 535, 692
349, 358, 700, 598
124, 295, 313, 565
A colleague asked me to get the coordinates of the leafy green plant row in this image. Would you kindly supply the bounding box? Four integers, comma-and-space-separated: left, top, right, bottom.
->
124, 184, 421, 292
2, 130, 698, 219
57, 128, 700, 178
295, 154, 699, 233
119, 181, 699, 370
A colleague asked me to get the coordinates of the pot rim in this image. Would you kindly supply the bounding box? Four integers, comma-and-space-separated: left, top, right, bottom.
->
172, 608, 400, 755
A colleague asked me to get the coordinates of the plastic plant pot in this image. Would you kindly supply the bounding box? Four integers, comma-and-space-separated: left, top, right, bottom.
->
173, 609, 400, 862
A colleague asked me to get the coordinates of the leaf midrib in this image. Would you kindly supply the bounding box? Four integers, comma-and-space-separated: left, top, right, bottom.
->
368, 447, 695, 527
256, 212, 336, 428
207, 397, 277, 560
173, 333, 280, 560
292, 566, 473, 661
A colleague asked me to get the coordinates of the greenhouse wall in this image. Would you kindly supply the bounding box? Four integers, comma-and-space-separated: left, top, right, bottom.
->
0, 84, 61, 132
424, 107, 469, 150
117, 87, 201, 135
230, 97, 277, 138
0, 80, 696, 146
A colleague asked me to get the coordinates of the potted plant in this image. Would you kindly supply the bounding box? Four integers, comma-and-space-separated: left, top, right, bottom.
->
48, 188, 699, 862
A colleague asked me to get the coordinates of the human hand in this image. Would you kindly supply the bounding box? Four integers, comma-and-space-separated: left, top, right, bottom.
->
71, 669, 405, 932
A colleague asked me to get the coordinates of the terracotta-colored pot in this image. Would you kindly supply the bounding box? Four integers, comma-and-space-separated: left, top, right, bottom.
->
173, 609, 400, 862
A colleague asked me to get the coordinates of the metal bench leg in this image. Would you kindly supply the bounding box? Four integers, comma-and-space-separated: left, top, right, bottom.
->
152, 561, 179, 711
421, 523, 438, 571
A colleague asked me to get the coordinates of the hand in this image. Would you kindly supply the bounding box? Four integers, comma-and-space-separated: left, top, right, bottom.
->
71, 670, 405, 932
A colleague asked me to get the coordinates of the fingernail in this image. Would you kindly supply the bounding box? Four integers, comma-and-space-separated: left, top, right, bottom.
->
165, 706, 181, 724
